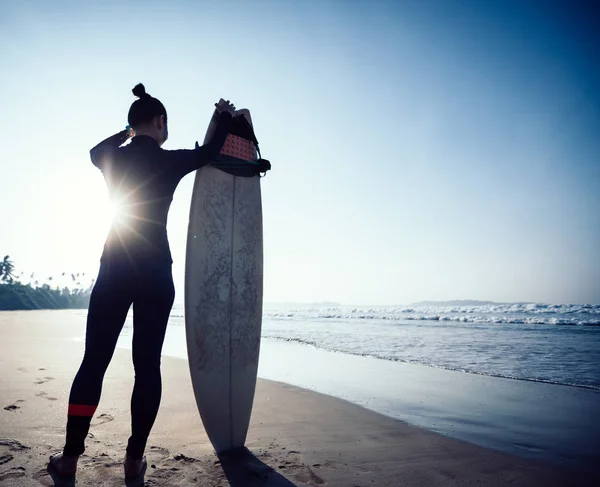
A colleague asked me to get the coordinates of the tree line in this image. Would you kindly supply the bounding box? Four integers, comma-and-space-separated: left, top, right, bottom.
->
0, 255, 93, 311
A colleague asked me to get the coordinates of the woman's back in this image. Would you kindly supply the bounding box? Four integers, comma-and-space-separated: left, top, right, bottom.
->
100, 135, 180, 266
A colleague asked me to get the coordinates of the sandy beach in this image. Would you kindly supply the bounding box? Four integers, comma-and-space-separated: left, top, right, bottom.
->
0, 310, 597, 486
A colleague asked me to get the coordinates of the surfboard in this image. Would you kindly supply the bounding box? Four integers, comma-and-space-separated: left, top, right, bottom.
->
184, 107, 264, 453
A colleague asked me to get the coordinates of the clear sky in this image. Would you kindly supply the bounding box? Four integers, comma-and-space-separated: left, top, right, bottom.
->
1, 0, 598, 305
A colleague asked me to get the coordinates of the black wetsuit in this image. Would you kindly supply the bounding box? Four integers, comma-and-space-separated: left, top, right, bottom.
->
63, 112, 232, 459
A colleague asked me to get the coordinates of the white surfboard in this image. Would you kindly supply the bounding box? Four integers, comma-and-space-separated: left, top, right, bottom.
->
184, 108, 264, 453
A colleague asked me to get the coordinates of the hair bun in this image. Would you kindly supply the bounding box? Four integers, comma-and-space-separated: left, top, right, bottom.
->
132, 83, 149, 98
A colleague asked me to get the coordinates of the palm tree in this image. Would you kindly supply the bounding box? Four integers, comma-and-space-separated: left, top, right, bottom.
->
0, 255, 15, 283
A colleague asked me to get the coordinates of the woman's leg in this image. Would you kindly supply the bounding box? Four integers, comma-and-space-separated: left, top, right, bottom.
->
126, 265, 175, 459
63, 263, 134, 457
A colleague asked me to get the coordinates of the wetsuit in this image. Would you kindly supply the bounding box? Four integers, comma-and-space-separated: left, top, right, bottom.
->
63, 112, 232, 459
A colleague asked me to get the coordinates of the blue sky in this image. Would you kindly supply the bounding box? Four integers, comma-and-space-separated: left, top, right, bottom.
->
1, 0, 598, 304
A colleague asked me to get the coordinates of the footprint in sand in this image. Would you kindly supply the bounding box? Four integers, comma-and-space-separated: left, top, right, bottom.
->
80, 454, 121, 469
0, 454, 13, 465
0, 440, 30, 481
92, 413, 114, 426
283, 451, 326, 486
0, 466, 26, 482
86, 432, 101, 444
260, 446, 326, 486
35, 391, 58, 401
144, 451, 211, 486
17, 367, 28, 373
148, 445, 171, 460
146, 445, 172, 469
3, 400, 24, 411
34, 376, 54, 385
173, 453, 198, 464
0, 439, 30, 451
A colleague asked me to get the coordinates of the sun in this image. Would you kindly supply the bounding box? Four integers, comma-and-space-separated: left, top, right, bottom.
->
109, 200, 125, 226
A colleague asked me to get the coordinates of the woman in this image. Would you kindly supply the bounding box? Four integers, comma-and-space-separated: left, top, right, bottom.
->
48, 84, 235, 484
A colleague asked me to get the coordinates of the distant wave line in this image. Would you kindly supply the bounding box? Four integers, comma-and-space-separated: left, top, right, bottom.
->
263, 312, 600, 326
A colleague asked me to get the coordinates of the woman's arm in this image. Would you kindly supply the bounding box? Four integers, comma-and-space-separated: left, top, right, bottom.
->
167, 111, 233, 178
89, 129, 131, 170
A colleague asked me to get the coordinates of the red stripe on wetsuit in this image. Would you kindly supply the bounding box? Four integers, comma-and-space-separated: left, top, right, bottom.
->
68, 404, 97, 416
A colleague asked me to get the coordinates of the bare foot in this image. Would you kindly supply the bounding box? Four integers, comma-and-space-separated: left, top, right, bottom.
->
48, 453, 78, 477
124, 454, 147, 479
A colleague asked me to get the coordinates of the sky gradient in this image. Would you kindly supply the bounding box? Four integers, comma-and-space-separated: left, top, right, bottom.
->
1, 0, 598, 305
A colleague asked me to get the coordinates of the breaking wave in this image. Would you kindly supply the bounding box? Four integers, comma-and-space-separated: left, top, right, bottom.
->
264, 303, 600, 326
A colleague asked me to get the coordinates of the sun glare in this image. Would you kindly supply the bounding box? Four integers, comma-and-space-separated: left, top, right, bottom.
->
109, 201, 125, 227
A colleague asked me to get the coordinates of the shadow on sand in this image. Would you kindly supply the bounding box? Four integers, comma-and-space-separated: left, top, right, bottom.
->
218, 447, 297, 487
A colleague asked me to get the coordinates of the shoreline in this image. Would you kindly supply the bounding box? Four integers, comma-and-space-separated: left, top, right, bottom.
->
1, 310, 599, 486
260, 336, 600, 392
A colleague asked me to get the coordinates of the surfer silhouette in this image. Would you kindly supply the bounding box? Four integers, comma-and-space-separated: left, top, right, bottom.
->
48, 84, 235, 485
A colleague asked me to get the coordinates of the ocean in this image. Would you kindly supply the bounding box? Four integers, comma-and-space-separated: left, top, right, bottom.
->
260, 302, 600, 390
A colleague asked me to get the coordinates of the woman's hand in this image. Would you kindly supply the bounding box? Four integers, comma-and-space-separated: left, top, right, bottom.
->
214, 98, 236, 116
